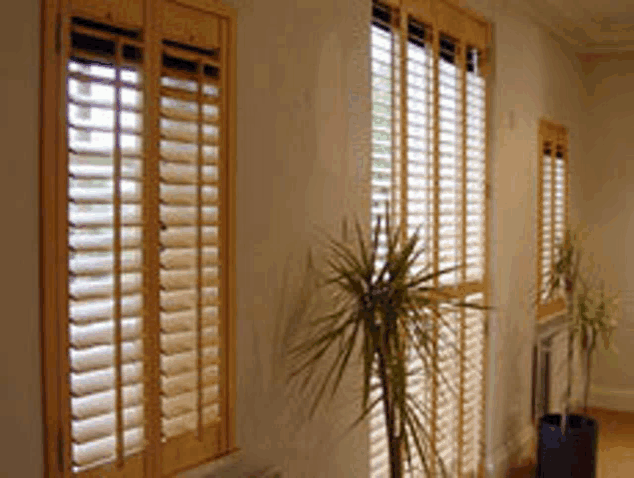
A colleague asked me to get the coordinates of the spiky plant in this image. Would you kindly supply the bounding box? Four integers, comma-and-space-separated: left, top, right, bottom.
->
285, 211, 486, 478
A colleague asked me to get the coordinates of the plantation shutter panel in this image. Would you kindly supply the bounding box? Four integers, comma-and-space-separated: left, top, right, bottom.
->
66, 17, 146, 474
42, 0, 236, 476
461, 39, 487, 477
537, 120, 569, 319
157, 5, 230, 473
370, 1, 489, 476
406, 18, 433, 272
369, 7, 395, 476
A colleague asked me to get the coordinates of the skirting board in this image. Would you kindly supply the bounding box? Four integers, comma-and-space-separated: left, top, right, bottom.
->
486, 425, 535, 478
589, 385, 634, 412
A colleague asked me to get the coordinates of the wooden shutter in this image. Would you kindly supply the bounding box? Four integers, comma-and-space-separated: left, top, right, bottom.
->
157, 8, 230, 471
461, 43, 487, 477
369, 8, 393, 474
370, 0, 398, 255
41, 0, 236, 476
65, 18, 146, 474
537, 119, 569, 319
369, 1, 489, 476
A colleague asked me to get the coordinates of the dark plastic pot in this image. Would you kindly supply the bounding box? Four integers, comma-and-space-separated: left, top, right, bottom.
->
567, 414, 598, 478
537, 414, 568, 477
537, 414, 598, 478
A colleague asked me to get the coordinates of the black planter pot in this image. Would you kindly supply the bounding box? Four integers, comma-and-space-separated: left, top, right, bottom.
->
567, 414, 599, 478
537, 414, 567, 477
537, 414, 598, 478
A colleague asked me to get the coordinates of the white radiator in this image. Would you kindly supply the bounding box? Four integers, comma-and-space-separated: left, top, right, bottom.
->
534, 312, 569, 418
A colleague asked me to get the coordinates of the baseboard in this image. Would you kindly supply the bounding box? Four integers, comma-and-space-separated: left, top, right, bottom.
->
486, 424, 535, 478
589, 385, 634, 412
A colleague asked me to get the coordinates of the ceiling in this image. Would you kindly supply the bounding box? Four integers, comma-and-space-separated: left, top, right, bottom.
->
509, 0, 634, 53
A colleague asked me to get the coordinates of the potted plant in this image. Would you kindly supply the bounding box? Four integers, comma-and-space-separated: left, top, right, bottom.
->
537, 228, 620, 478
284, 211, 486, 478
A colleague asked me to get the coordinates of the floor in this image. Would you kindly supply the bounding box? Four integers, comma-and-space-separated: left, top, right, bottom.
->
506, 408, 634, 477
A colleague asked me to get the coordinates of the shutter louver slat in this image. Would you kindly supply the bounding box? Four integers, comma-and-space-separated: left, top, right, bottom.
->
71, 361, 143, 397
160, 348, 219, 376
72, 427, 144, 470
161, 307, 218, 333
162, 366, 218, 397
70, 340, 142, 373
66, 24, 145, 470
71, 383, 143, 421
72, 406, 144, 445
70, 318, 142, 349
70, 294, 143, 324
69, 157, 143, 181
71, 273, 142, 300
70, 250, 142, 276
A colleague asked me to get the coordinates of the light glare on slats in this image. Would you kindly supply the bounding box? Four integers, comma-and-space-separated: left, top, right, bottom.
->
159, 48, 223, 441
67, 49, 145, 471
370, 5, 487, 476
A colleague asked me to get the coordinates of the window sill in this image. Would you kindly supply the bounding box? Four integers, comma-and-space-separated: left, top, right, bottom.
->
536, 309, 568, 340
176, 449, 282, 478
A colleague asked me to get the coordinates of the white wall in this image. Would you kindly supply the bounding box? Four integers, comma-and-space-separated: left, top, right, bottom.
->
578, 53, 634, 412
0, 0, 43, 475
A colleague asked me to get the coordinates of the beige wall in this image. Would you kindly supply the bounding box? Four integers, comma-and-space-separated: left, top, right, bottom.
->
462, 0, 585, 473
217, 0, 372, 475
578, 54, 634, 411
0, 0, 43, 475
0, 0, 595, 476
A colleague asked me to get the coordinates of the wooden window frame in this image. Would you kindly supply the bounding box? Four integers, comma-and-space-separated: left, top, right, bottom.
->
369, 1, 491, 476
40, 0, 237, 476
536, 118, 569, 320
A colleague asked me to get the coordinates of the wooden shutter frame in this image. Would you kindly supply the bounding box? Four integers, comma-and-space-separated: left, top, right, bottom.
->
40, 0, 237, 476
536, 118, 569, 321
369, 1, 491, 476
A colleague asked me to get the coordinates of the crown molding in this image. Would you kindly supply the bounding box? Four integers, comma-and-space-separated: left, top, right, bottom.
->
505, 0, 634, 54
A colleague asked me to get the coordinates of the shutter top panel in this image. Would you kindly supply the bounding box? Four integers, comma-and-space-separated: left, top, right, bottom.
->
540, 119, 568, 148
406, 0, 434, 26
162, 0, 221, 52
72, 0, 143, 29
376, 0, 490, 50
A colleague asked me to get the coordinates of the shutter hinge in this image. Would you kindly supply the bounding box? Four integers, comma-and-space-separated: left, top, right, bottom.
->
55, 15, 61, 53
57, 429, 65, 472
481, 45, 492, 77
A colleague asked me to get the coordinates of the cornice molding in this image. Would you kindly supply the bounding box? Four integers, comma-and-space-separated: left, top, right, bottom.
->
505, 0, 634, 54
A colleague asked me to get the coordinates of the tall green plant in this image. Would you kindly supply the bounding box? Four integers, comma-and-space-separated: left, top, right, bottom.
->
544, 227, 620, 417
575, 282, 619, 412
285, 211, 486, 478
544, 229, 582, 418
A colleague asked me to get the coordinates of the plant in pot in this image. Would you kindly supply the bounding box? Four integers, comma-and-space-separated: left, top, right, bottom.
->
537, 228, 620, 478
284, 210, 487, 478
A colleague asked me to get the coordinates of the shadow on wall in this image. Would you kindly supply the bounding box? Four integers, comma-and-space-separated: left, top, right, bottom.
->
238, 252, 364, 475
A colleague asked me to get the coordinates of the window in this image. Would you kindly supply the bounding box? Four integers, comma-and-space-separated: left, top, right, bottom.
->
537, 119, 569, 319
40, 0, 236, 476
370, 0, 489, 475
